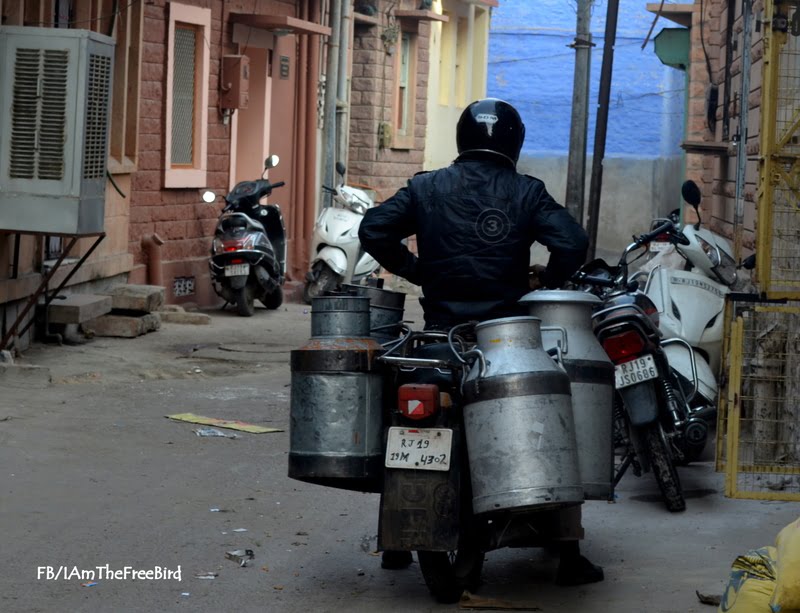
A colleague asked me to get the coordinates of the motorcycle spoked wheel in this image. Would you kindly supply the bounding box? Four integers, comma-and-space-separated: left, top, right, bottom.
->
416, 470, 485, 604
643, 423, 686, 513
234, 284, 256, 317
302, 263, 340, 304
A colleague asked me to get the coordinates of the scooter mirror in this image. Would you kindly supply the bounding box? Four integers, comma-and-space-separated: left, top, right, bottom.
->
335, 161, 346, 176
740, 253, 757, 270
265, 154, 280, 170
201, 190, 216, 203
681, 180, 702, 207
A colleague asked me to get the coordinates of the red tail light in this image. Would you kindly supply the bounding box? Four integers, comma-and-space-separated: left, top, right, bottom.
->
223, 238, 247, 252
602, 330, 646, 364
398, 384, 439, 420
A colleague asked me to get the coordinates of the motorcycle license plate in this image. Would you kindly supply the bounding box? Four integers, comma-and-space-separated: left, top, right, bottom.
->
649, 241, 671, 253
385, 427, 452, 472
224, 264, 250, 276
615, 355, 658, 389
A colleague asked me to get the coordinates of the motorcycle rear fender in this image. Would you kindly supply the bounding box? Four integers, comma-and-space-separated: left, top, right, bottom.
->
663, 344, 718, 404
228, 275, 248, 290
313, 246, 348, 276
378, 424, 463, 552
619, 379, 659, 427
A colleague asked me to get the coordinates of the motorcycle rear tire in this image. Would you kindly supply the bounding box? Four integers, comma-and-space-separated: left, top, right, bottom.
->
644, 423, 686, 513
235, 285, 256, 317
303, 264, 339, 304
417, 467, 484, 604
262, 286, 283, 310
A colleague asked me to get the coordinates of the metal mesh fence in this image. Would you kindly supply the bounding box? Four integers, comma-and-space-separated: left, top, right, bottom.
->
721, 297, 800, 500
171, 26, 196, 166
762, 2, 800, 296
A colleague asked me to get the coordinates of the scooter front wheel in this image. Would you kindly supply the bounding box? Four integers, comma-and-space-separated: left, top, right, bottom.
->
303, 264, 339, 304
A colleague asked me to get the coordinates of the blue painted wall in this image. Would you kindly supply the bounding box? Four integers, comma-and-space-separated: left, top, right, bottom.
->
489, 0, 686, 158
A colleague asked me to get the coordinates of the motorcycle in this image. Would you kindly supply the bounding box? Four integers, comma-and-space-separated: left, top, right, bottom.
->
637, 180, 754, 450
204, 155, 287, 317
377, 318, 591, 603
574, 220, 704, 512
289, 291, 604, 603
303, 162, 381, 303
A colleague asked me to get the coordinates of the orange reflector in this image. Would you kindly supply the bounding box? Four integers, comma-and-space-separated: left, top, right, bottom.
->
398, 384, 439, 420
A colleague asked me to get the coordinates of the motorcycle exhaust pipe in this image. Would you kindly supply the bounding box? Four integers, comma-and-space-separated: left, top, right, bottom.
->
688, 405, 716, 422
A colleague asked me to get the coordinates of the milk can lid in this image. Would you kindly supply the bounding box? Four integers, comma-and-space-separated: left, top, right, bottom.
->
518, 290, 601, 305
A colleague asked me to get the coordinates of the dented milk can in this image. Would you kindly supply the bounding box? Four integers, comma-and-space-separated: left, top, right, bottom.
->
463, 316, 583, 515
519, 291, 615, 500
288, 295, 385, 492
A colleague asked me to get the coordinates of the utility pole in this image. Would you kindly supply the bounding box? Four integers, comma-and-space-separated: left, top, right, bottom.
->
565, 0, 593, 226
586, 0, 620, 260
323, 0, 343, 205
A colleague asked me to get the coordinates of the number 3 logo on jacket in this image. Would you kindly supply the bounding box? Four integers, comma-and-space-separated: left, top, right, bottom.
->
476, 208, 512, 244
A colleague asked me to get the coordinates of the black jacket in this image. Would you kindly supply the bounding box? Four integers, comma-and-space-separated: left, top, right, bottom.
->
358, 155, 589, 327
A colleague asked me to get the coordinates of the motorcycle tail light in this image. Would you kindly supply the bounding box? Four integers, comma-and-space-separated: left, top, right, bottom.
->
230, 258, 244, 264
601, 330, 647, 364
398, 384, 439, 420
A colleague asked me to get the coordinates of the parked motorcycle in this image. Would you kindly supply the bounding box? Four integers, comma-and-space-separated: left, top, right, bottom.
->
574, 220, 703, 512
204, 155, 287, 316
303, 162, 380, 303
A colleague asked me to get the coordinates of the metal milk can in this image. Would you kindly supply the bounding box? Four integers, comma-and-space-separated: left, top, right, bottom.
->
463, 316, 583, 515
341, 284, 406, 344
288, 295, 385, 492
519, 290, 615, 500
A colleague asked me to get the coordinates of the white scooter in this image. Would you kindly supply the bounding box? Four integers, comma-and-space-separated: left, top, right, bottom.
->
303, 162, 381, 303
638, 181, 753, 446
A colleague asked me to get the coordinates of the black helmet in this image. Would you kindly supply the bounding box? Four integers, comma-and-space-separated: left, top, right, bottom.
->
456, 98, 526, 165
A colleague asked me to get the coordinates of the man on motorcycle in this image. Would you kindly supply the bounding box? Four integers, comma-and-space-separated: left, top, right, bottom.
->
359, 98, 603, 585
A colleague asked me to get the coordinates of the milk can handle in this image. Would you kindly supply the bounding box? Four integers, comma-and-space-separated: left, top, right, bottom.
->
460, 348, 487, 379
540, 325, 569, 355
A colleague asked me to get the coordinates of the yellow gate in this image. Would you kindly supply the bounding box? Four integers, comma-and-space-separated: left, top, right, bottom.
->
719, 0, 800, 500
757, 0, 800, 298
720, 299, 800, 500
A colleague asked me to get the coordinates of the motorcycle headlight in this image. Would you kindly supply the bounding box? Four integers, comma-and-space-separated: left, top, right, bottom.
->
713, 250, 737, 286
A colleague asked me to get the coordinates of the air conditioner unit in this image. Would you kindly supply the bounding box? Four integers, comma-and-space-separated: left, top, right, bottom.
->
0, 27, 115, 236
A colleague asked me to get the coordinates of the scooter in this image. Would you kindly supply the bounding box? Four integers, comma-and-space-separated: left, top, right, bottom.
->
303, 162, 380, 303
204, 155, 287, 317
638, 181, 750, 440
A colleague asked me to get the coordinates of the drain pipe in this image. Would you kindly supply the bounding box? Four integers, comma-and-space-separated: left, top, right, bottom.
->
141, 233, 165, 287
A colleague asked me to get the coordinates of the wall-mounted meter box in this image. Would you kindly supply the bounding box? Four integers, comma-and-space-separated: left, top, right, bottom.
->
221, 55, 250, 110
0, 27, 115, 235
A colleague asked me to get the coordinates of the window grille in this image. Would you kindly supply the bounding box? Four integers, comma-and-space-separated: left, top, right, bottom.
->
171, 25, 196, 166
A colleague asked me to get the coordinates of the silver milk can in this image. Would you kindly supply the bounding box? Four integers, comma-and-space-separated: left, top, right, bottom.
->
341, 284, 406, 344
463, 316, 583, 515
289, 296, 385, 492
519, 290, 615, 500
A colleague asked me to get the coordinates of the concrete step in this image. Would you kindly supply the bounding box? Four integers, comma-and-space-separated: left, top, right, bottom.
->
82, 313, 161, 338
48, 294, 112, 325
104, 285, 166, 314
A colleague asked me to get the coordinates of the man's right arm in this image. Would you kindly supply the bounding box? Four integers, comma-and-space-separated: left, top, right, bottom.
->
358, 185, 421, 285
